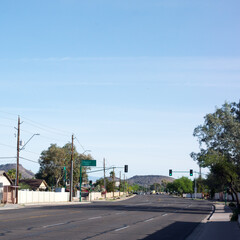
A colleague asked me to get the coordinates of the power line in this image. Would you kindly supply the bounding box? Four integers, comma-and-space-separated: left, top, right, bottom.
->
0, 142, 16, 149
22, 116, 71, 137
20, 157, 39, 164
0, 123, 15, 128
75, 136, 86, 152
0, 110, 18, 118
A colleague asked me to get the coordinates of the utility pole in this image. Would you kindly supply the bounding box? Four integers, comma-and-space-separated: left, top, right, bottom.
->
123, 174, 125, 193
16, 116, 20, 204
119, 171, 121, 197
103, 158, 106, 198
113, 167, 115, 198
70, 134, 74, 202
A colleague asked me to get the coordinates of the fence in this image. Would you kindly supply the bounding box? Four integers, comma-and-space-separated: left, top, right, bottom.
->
214, 192, 240, 201
76, 191, 126, 201
183, 193, 203, 198
0, 183, 2, 203
18, 190, 69, 204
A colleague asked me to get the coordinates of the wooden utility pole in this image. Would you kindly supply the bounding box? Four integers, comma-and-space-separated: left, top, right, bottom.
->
70, 134, 74, 202
119, 171, 121, 197
16, 116, 20, 204
113, 167, 115, 197
103, 158, 106, 198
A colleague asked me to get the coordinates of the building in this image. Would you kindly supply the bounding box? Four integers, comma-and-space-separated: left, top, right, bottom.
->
19, 179, 48, 191
0, 171, 16, 204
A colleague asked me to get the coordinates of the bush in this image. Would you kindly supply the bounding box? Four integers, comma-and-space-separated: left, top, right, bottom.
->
229, 202, 236, 208
230, 207, 240, 221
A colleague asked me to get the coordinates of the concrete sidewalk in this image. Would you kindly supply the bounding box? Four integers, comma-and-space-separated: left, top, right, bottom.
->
0, 195, 135, 210
0, 201, 91, 210
187, 203, 240, 240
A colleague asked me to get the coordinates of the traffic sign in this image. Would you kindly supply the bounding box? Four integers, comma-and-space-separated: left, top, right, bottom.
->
81, 160, 96, 166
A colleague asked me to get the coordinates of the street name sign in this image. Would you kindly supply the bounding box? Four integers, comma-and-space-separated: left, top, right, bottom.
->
81, 160, 96, 166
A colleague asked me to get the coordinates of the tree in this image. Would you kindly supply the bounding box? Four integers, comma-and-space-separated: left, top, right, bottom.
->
191, 102, 240, 207
150, 183, 162, 192
36, 143, 92, 194
7, 169, 22, 180
167, 177, 193, 196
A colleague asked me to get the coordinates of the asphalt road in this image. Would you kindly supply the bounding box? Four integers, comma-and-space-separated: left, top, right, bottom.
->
0, 194, 212, 240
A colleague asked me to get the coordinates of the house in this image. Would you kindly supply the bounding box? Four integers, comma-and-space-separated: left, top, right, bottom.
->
19, 179, 48, 191
0, 171, 16, 204
0, 170, 13, 186
106, 177, 121, 187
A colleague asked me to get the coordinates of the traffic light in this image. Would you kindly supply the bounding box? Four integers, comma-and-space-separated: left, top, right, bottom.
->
169, 169, 172, 176
190, 169, 193, 176
124, 165, 128, 173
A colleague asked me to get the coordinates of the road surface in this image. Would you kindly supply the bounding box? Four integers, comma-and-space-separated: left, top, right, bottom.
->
0, 194, 212, 240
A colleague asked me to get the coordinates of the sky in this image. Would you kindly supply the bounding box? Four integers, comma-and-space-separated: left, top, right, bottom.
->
0, 0, 240, 180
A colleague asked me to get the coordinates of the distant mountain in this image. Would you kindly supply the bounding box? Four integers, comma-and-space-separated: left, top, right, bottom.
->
0, 164, 35, 179
128, 175, 174, 186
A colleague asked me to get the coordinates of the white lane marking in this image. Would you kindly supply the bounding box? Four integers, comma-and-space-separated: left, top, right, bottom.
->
162, 213, 168, 216
144, 218, 154, 222
115, 226, 129, 232
88, 216, 102, 220
43, 222, 65, 228
126, 202, 152, 207
116, 212, 125, 215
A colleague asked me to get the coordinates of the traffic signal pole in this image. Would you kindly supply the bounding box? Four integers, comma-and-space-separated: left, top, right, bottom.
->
168, 169, 199, 199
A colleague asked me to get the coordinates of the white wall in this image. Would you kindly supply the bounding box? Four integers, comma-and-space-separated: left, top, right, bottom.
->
214, 192, 240, 201
0, 183, 3, 203
18, 190, 69, 204
183, 193, 203, 198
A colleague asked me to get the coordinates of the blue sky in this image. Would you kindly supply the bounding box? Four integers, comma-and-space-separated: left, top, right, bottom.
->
0, 0, 240, 180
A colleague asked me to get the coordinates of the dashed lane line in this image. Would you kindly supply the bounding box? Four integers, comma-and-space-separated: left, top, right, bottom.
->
88, 216, 102, 220
144, 218, 154, 222
43, 222, 66, 228
114, 226, 129, 232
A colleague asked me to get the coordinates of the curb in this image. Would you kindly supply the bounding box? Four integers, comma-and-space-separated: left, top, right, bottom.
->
185, 204, 215, 240
207, 204, 216, 220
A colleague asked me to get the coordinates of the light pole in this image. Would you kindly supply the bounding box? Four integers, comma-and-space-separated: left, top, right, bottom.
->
16, 132, 40, 203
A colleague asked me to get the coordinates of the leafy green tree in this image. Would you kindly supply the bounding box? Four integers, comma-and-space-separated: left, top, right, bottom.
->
19, 182, 31, 190
191, 102, 240, 206
150, 183, 162, 192
7, 169, 22, 180
167, 177, 193, 196
36, 143, 92, 194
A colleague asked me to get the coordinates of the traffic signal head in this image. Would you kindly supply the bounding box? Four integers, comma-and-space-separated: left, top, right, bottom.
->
190, 169, 193, 176
169, 169, 172, 176
124, 165, 128, 173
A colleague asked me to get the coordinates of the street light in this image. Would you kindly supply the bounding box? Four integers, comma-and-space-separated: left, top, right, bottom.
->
20, 133, 40, 151
16, 133, 40, 203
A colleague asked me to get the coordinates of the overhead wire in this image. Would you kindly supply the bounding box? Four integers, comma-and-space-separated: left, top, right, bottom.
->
21, 116, 72, 137
75, 136, 86, 152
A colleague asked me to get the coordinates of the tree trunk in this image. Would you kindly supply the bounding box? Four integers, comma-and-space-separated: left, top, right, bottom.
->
231, 186, 240, 208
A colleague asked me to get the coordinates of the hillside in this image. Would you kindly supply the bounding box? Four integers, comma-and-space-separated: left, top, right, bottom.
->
128, 175, 174, 186
0, 164, 35, 179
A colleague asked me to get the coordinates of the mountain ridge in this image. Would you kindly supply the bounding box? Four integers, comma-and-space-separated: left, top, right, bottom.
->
0, 164, 35, 179
128, 175, 174, 186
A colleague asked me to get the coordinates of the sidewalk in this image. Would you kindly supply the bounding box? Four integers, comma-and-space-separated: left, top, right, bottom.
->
0, 201, 91, 210
0, 194, 135, 210
187, 203, 240, 240
0, 203, 24, 210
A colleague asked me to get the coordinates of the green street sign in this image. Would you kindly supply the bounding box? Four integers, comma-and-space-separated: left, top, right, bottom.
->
81, 160, 96, 166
